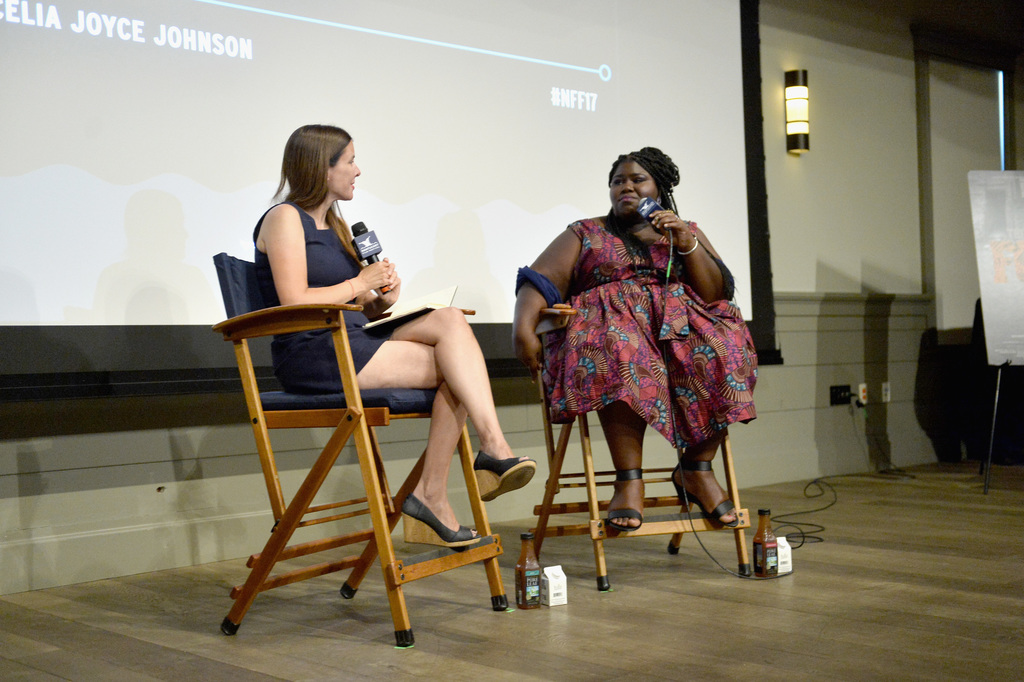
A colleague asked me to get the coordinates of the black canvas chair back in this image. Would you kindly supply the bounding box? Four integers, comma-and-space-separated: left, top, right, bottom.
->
213, 252, 265, 318
210, 252, 507, 648
211, 251, 434, 413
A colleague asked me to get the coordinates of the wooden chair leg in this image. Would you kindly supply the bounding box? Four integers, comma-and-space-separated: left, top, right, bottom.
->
346, 418, 414, 646
457, 427, 508, 610
340, 434, 418, 598
533, 422, 572, 558
667, 530, 685, 555
222, 413, 359, 634
532, 375, 565, 558
578, 416, 611, 591
720, 433, 751, 576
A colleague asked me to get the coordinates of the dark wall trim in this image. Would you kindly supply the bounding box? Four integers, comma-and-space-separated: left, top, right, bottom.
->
0, 323, 527, 402
741, 0, 783, 365
912, 26, 1021, 72
912, 25, 1021, 172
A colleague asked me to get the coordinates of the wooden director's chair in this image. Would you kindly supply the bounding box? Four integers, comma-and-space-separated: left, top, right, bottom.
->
211, 253, 506, 648
531, 305, 751, 590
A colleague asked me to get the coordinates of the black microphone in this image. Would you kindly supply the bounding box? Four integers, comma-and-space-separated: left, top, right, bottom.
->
637, 197, 666, 222
350, 221, 392, 293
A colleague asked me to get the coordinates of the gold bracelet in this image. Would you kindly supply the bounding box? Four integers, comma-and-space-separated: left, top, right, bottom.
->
679, 237, 700, 256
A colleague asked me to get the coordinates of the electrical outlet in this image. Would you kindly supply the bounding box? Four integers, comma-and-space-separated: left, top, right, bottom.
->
881, 382, 891, 403
858, 383, 868, 404
829, 385, 852, 406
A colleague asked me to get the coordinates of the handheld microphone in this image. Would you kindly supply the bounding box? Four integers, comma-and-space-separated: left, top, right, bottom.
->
637, 197, 665, 222
350, 221, 392, 293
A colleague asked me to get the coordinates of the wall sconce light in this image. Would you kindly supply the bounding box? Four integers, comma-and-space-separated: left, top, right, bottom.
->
785, 69, 809, 154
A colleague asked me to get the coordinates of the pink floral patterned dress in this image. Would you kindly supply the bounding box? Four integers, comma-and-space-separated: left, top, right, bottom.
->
541, 219, 757, 449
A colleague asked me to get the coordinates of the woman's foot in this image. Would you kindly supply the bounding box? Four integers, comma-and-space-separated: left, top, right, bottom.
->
474, 451, 537, 501
402, 493, 480, 547
673, 462, 737, 527
606, 469, 644, 532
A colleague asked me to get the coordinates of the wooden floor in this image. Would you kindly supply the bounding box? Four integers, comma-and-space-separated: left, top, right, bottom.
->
2, 462, 1022, 681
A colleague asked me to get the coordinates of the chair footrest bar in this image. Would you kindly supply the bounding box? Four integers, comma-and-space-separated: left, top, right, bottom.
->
297, 508, 370, 528
531, 523, 593, 538
306, 497, 369, 514
247, 528, 375, 566
387, 535, 503, 586
230, 555, 362, 598
595, 509, 750, 538
532, 495, 688, 516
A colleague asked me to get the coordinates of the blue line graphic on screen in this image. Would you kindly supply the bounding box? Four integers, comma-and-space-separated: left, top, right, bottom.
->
191, 0, 613, 81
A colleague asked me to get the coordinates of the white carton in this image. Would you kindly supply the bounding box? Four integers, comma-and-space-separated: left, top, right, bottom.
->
540, 565, 567, 606
776, 537, 793, 574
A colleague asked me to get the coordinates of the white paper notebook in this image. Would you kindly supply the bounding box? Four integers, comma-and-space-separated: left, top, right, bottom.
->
363, 285, 458, 329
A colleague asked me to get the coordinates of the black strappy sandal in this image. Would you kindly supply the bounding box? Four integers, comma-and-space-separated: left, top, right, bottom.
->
674, 460, 739, 528
606, 468, 644, 532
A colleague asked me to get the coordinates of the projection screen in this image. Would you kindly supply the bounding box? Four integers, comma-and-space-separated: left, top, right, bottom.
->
1, 0, 765, 394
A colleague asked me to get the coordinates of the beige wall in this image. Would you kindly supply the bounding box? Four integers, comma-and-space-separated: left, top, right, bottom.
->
760, 13, 923, 295
2, 0, 1021, 595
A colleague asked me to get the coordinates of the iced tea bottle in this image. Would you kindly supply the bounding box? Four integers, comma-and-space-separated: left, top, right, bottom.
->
515, 531, 541, 609
753, 508, 778, 577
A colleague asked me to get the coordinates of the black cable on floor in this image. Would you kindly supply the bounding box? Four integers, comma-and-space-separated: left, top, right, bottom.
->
769, 477, 837, 548
682, 476, 838, 580
678, 488, 789, 581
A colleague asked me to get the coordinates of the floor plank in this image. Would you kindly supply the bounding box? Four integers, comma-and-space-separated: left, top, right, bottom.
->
1, 462, 1021, 680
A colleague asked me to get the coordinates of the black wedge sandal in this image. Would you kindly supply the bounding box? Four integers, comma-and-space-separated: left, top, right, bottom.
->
606, 468, 644, 532
674, 460, 739, 528
474, 451, 537, 501
401, 493, 481, 548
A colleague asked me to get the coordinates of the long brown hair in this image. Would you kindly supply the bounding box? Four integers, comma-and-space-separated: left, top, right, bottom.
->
275, 124, 359, 262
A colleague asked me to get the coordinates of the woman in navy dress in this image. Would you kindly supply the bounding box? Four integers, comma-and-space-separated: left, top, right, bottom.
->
254, 124, 534, 547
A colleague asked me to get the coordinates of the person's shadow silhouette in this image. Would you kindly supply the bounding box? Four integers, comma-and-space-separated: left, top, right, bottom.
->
64, 189, 216, 324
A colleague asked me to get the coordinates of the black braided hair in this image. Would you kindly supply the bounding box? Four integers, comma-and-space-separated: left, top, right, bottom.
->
605, 146, 681, 257
607, 146, 680, 212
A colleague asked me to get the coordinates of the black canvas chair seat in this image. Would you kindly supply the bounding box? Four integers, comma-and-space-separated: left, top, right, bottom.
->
260, 387, 436, 413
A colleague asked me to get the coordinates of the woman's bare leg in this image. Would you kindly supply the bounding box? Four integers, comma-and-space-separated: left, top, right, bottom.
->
358, 341, 463, 531
674, 431, 736, 524
357, 308, 521, 530
360, 307, 516, 461
408, 381, 475, 534
596, 401, 646, 530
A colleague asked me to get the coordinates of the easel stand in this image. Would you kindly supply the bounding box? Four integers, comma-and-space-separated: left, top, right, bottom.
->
981, 361, 1011, 494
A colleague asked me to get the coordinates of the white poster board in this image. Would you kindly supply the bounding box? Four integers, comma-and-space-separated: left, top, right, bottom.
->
967, 171, 1024, 365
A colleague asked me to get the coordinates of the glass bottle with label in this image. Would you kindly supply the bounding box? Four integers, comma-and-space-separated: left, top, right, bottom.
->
753, 508, 778, 578
515, 531, 541, 609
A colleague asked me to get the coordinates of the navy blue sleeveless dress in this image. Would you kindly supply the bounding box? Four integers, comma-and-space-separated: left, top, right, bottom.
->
253, 202, 391, 393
